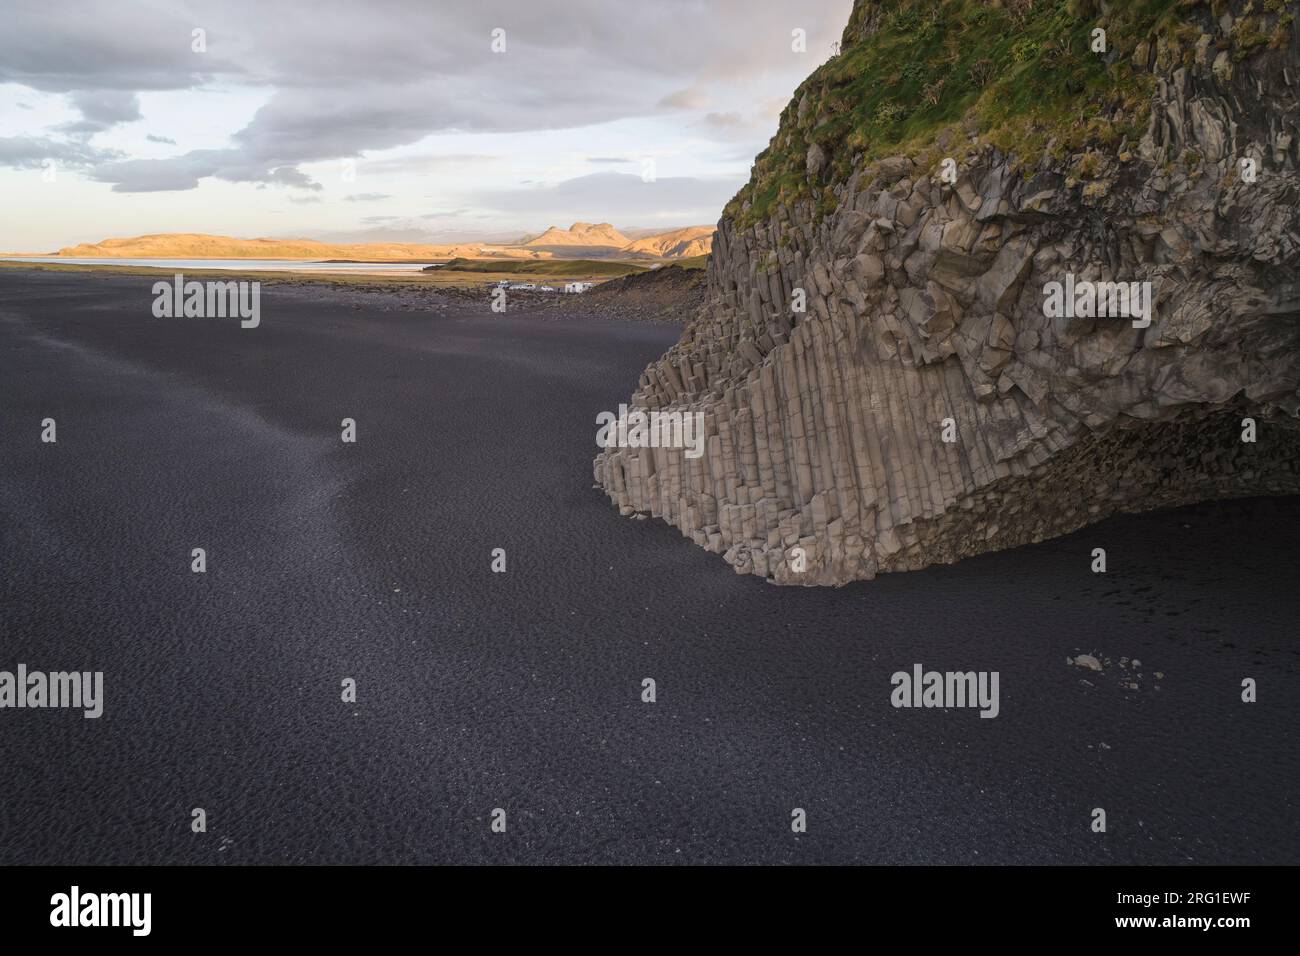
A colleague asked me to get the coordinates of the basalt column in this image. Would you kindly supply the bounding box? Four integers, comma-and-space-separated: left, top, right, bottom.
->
594, 0, 1300, 585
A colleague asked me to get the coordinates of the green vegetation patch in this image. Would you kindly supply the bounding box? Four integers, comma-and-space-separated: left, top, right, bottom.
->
724, 0, 1239, 226
672, 254, 711, 271
437, 258, 647, 277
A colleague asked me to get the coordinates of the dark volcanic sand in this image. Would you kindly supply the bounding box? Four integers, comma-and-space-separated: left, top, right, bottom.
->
1, 269, 1296, 865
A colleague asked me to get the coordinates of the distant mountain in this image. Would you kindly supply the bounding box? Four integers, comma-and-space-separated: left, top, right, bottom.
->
523, 221, 631, 249
622, 226, 714, 258
521, 222, 714, 258
19, 223, 715, 262
43, 233, 549, 261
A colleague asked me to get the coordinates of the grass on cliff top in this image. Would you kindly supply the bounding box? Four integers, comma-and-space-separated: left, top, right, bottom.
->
726, 0, 1219, 225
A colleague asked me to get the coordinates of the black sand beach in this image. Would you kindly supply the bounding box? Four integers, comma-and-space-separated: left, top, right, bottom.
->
1, 268, 1297, 865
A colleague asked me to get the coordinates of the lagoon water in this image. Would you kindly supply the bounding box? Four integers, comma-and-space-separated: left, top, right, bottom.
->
0, 256, 436, 272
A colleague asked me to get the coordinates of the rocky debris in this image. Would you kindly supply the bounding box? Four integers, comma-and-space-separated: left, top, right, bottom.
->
245, 279, 462, 314
473, 264, 707, 323
593, 0, 1300, 585
266, 271, 703, 324
554, 265, 705, 323
1069, 651, 1161, 693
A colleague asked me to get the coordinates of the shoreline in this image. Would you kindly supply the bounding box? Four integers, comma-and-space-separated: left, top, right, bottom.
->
0, 260, 692, 324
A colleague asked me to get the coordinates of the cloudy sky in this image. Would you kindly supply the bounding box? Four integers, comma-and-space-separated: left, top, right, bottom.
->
0, 0, 852, 250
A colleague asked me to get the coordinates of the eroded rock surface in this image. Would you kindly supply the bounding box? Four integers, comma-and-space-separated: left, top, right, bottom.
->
595, 0, 1300, 585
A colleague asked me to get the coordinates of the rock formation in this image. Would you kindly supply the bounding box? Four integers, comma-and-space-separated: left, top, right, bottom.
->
623, 226, 715, 258
594, 0, 1300, 585
524, 221, 632, 249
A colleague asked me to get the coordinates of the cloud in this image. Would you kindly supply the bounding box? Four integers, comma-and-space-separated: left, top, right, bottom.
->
267, 166, 320, 189
587, 156, 632, 164
0, 135, 120, 169
470, 171, 736, 224
0, 3, 242, 92
146, 134, 177, 145
345, 192, 392, 202
87, 149, 322, 192
57, 91, 143, 136
658, 88, 712, 110
70, 90, 141, 125
703, 112, 746, 129
354, 153, 496, 176
308, 225, 463, 244
88, 152, 220, 191
3, 0, 852, 192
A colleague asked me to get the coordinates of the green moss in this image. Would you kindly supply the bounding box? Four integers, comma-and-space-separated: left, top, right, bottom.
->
726, 0, 1197, 227
1011, 37, 1043, 63
1232, 16, 1270, 60
901, 60, 928, 83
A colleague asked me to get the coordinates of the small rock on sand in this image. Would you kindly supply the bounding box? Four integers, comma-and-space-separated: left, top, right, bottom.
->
1070, 654, 1103, 671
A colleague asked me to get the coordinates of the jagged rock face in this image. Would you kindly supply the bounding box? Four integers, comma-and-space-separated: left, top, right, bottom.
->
595, 0, 1300, 585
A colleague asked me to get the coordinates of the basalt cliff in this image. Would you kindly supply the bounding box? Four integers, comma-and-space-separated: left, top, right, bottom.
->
594, 0, 1300, 585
